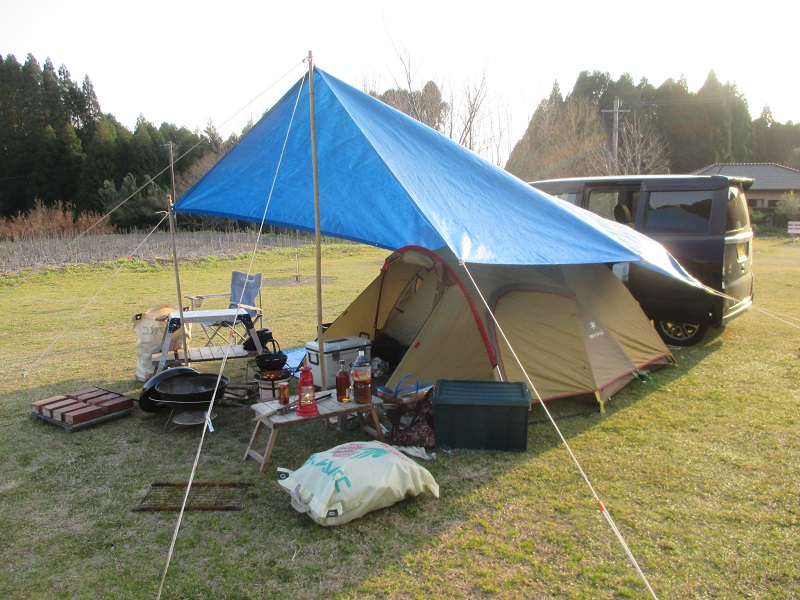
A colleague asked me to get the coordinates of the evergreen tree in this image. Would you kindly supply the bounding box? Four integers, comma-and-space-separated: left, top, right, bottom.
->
77, 115, 126, 213
0, 55, 27, 214
99, 173, 168, 230
129, 115, 168, 186
724, 82, 753, 161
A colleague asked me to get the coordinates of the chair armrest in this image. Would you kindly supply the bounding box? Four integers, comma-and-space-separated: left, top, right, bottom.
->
232, 303, 262, 314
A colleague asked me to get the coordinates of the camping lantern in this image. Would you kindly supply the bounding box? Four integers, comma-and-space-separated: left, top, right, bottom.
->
296, 366, 319, 417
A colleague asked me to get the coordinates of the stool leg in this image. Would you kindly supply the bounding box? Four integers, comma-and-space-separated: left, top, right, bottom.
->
244, 421, 265, 461
258, 428, 280, 475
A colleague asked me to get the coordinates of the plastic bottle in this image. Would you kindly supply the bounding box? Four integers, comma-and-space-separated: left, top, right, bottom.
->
335, 359, 350, 402
351, 350, 372, 404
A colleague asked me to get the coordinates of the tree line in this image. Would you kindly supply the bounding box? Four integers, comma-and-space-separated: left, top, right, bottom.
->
3, 53, 800, 233
0, 53, 244, 232
505, 70, 800, 180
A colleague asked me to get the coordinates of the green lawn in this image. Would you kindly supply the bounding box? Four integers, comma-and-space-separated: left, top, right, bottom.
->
0, 238, 798, 599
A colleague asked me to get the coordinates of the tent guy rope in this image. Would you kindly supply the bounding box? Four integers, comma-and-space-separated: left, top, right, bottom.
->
1, 211, 170, 384
460, 261, 660, 600
157, 67, 309, 596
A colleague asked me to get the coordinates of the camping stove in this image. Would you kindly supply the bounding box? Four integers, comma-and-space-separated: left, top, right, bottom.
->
254, 367, 293, 401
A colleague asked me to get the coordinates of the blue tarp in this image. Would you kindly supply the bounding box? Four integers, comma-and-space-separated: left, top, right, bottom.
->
175, 68, 695, 283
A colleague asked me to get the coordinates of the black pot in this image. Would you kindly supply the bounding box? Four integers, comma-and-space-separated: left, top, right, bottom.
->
255, 351, 288, 372
154, 373, 230, 403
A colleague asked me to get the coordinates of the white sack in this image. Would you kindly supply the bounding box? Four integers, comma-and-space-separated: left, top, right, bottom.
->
277, 440, 439, 526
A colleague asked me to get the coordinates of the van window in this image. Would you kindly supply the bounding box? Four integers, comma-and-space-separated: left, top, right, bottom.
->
586, 189, 639, 225
726, 186, 750, 233
586, 191, 617, 220
644, 190, 712, 234
543, 191, 580, 206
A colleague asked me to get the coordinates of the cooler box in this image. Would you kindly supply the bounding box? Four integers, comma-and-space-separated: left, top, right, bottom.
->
305, 336, 371, 389
433, 380, 531, 451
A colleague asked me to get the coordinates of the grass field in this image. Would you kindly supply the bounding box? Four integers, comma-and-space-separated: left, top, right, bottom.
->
0, 238, 798, 599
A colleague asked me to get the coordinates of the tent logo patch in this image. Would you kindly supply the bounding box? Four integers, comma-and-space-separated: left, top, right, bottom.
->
588, 321, 605, 340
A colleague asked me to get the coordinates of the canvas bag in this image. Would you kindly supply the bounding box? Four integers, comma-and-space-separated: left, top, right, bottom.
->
132, 304, 191, 381
277, 441, 439, 526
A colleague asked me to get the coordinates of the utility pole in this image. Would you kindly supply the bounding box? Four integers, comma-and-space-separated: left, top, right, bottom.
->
601, 97, 630, 168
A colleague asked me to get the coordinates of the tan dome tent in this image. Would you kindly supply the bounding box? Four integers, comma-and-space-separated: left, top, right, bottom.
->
322, 246, 673, 410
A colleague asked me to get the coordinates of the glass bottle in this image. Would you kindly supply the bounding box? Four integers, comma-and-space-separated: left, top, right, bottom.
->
336, 359, 350, 402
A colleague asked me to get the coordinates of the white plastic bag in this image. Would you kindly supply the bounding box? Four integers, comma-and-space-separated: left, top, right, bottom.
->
277, 440, 439, 526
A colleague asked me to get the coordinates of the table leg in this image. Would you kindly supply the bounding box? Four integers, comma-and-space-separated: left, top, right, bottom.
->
155, 329, 173, 375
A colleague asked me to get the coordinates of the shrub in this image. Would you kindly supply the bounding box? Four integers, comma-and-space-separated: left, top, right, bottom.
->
0, 199, 113, 241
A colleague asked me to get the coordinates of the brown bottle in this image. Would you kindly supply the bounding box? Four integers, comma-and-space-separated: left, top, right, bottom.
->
335, 360, 350, 402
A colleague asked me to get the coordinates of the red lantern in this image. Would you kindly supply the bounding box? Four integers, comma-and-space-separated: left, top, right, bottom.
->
296, 366, 319, 417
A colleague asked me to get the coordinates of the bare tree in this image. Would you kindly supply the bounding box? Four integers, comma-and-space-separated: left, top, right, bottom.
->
367, 50, 509, 165
505, 92, 608, 180
612, 113, 671, 174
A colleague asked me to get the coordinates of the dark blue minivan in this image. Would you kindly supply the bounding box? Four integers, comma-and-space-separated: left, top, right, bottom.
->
529, 175, 754, 345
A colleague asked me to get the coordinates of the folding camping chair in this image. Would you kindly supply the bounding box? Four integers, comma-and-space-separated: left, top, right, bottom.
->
185, 271, 263, 346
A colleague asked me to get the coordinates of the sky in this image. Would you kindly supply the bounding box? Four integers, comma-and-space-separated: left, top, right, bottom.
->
2, 0, 799, 162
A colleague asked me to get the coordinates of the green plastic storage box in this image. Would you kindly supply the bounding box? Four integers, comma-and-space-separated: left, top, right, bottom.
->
433, 380, 531, 451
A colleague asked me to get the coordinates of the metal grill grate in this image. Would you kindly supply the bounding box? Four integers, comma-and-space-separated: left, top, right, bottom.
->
133, 482, 251, 511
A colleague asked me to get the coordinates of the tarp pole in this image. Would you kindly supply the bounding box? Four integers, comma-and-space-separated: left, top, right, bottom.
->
167, 142, 189, 367
308, 51, 326, 390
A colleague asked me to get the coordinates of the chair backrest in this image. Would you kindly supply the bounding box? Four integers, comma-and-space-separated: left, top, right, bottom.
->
614, 204, 632, 225
229, 271, 262, 317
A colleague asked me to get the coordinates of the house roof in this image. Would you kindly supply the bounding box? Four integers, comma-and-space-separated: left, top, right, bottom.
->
691, 163, 800, 191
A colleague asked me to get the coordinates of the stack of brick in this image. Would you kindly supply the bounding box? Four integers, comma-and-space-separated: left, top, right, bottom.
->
30, 387, 134, 428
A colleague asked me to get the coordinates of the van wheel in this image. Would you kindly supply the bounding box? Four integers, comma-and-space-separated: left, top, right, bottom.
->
656, 320, 708, 346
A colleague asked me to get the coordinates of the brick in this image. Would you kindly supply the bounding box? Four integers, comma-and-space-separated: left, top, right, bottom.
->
96, 396, 134, 415
42, 399, 80, 418
71, 388, 107, 402
30, 395, 68, 414
51, 401, 89, 422
65, 405, 104, 425
85, 393, 120, 406
67, 387, 100, 398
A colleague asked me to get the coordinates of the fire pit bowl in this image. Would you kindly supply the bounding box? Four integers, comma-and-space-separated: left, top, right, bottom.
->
139, 366, 199, 413
154, 373, 230, 404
